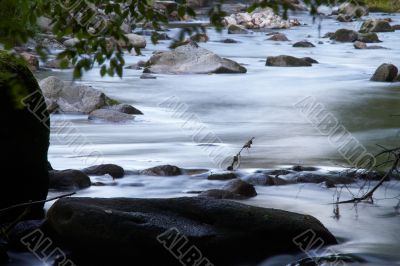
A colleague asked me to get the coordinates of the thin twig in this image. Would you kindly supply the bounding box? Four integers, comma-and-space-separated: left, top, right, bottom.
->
0, 192, 76, 215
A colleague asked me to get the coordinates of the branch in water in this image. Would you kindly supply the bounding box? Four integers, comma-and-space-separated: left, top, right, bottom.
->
227, 137, 255, 171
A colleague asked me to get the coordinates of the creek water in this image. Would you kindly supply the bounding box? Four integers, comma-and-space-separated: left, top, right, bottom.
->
16, 10, 400, 266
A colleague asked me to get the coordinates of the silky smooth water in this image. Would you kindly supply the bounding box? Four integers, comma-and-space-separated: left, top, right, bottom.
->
28, 11, 400, 266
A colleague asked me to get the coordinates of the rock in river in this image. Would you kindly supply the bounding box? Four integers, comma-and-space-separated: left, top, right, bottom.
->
39, 76, 106, 114
370, 63, 398, 82
208, 172, 237, 180
46, 197, 337, 265
49, 169, 91, 190
293, 41, 315, 48
266, 55, 316, 67
145, 42, 247, 74
141, 165, 183, 176
267, 33, 289, 41
330, 29, 359, 42
82, 164, 125, 179
360, 19, 394, 33
88, 109, 135, 122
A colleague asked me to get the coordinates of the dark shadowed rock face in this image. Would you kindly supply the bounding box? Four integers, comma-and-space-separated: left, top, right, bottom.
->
46, 197, 337, 266
49, 169, 91, 190
145, 42, 247, 74
82, 164, 125, 179
0, 51, 50, 222
371, 64, 398, 82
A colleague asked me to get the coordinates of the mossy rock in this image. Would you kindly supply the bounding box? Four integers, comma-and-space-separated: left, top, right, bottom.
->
0, 50, 50, 222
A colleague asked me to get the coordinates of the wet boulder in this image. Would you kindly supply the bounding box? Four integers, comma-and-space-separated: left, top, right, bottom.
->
0, 51, 50, 222
357, 32, 381, 43
330, 29, 359, 42
370, 63, 398, 82
82, 164, 125, 179
141, 165, 183, 176
39, 76, 106, 114
267, 33, 289, 41
49, 169, 91, 190
46, 197, 337, 265
360, 19, 394, 33
145, 42, 247, 74
222, 178, 257, 198
244, 174, 289, 186
266, 55, 314, 67
292, 41, 315, 48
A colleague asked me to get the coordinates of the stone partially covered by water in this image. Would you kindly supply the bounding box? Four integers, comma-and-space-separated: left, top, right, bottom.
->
46, 197, 337, 265
145, 42, 247, 74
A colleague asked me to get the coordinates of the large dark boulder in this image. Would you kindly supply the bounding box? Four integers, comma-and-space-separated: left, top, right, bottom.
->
0, 51, 50, 222
46, 197, 337, 266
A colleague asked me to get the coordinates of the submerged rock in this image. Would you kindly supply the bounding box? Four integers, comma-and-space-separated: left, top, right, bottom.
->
221, 38, 240, 43
88, 109, 135, 122
360, 19, 394, 33
46, 197, 337, 265
145, 42, 247, 74
267, 33, 289, 41
103, 104, 143, 115
266, 55, 315, 67
293, 41, 315, 48
141, 165, 183, 176
49, 169, 91, 190
82, 164, 125, 179
370, 63, 398, 82
208, 172, 237, 180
